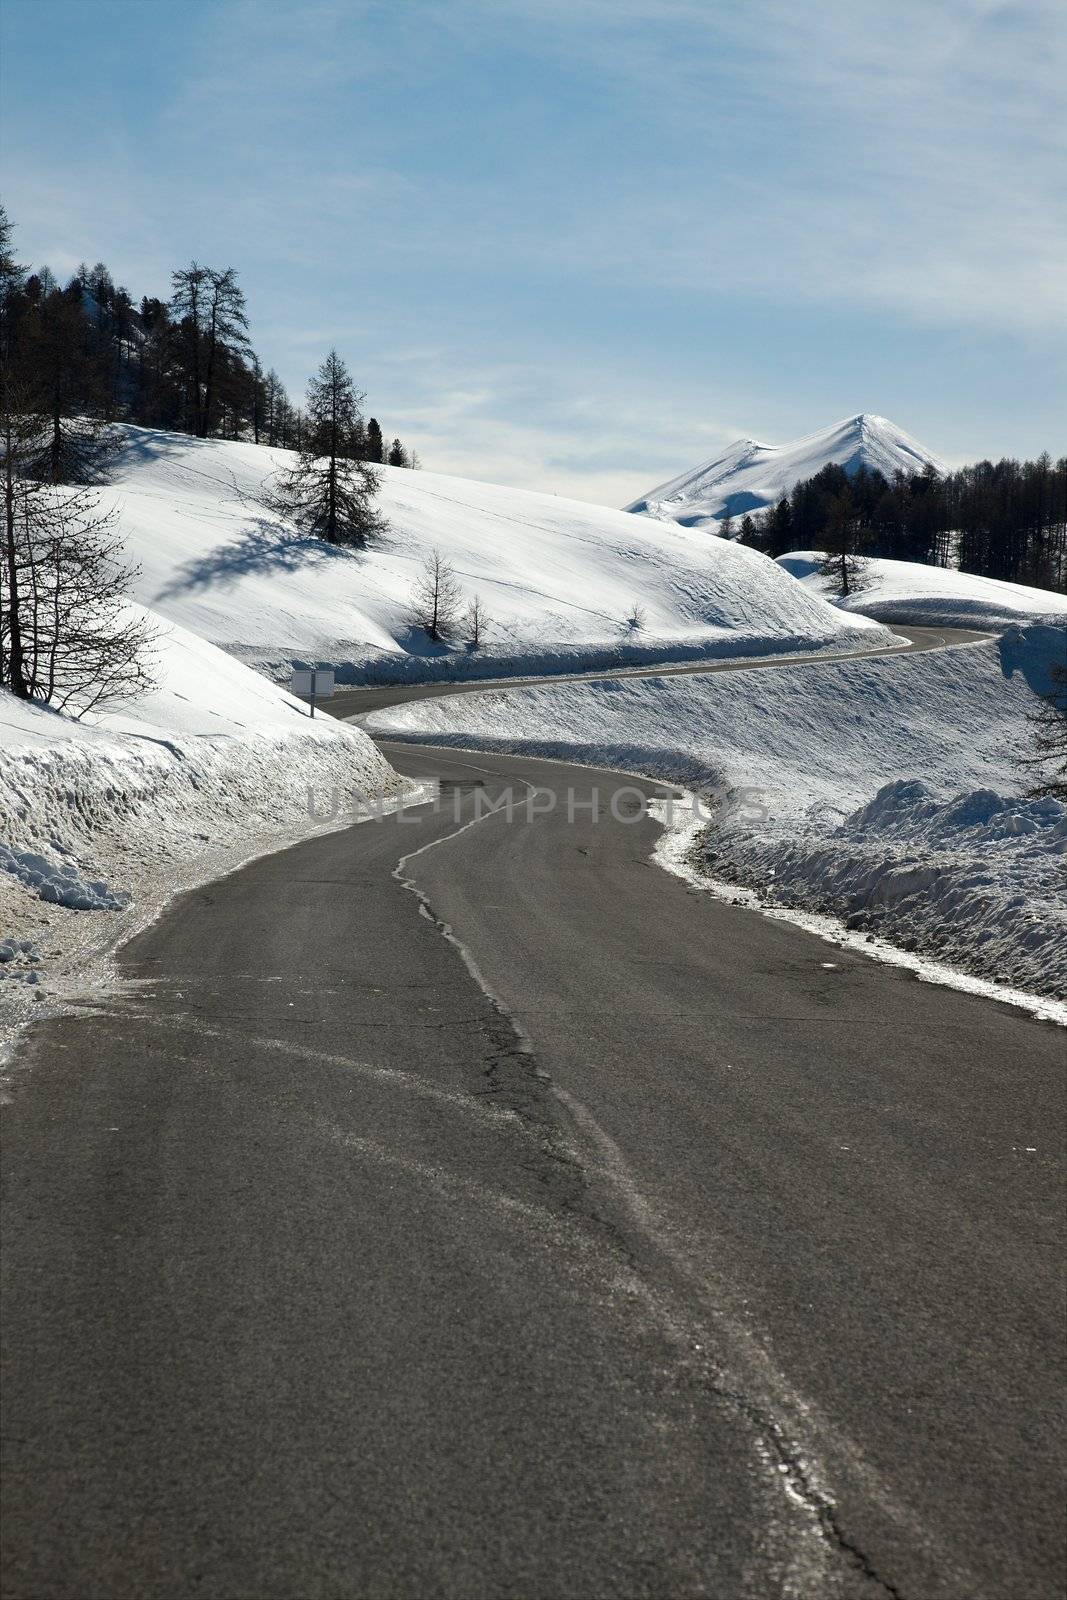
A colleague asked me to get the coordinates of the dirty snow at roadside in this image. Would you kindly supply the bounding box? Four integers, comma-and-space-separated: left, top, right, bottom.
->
0, 605, 401, 1037
365, 625, 1067, 1002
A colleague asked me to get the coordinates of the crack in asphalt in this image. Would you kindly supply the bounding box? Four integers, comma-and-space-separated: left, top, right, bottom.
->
390, 786, 914, 1600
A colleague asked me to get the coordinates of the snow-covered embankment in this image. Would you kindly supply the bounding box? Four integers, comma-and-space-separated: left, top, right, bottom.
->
0, 607, 401, 1033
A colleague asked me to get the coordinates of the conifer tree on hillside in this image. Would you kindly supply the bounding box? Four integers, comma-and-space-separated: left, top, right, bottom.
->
463, 593, 489, 650
0, 206, 422, 469
0, 205, 20, 289
170, 263, 250, 437
365, 417, 384, 464
764, 496, 795, 558
250, 356, 264, 445
271, 351, 385, 546
202, 268, 250, 437
170, 262, 209, 435
18, 282, 114, 483
0, 204, 25, 368
737, 513, 764, 550
387, 437, 408, 467
818, 487, 867, 596
263, 369, 291, 447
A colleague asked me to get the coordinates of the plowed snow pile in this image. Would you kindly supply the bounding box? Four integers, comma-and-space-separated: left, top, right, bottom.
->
0, 607, 400, 1035
365, 624, 1067, 1004
102, 426, 891, 683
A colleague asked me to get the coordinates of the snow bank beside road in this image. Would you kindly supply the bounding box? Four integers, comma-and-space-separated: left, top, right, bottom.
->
704, 780, 1066, 1003
0, 606, 400, 1035
365, 627, 1067, 1002
778, 551, 1067, 630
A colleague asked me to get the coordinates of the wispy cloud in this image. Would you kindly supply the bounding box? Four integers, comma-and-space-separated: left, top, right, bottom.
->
443, 0, 1067, 328
343, 348, 745, 504
3, 0, 1062, 501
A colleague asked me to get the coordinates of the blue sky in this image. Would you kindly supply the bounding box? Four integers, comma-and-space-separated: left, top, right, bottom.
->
2, 0, 1064, 502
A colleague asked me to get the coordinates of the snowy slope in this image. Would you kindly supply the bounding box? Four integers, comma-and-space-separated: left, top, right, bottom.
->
364, 625, 1066, 1006
100, 427, 891, 684
778, 551, 1067, 629
0, 606, 400, 1027
627, 414, 944, 531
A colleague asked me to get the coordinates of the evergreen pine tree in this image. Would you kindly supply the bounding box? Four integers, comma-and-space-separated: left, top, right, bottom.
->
18, 282, 113, 482
170, 262, 210, 435
271, 351, 384, 546
202, 268, 250, 436
365, 417, 384, 463
765, 496, 794, 557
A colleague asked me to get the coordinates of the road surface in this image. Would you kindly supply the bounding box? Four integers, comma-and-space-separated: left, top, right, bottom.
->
323, 623, 987, 720
2, 630, 1063, 1598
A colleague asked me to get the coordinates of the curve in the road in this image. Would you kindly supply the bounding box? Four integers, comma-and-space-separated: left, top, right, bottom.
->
324, 624, 989, 719
3, 623, 1062, 1600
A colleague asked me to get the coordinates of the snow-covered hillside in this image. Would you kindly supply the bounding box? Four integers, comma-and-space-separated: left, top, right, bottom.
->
778, 551, 1067, 629
101, 427, 891, 683
627, 414, 944, 532
364, 625, 1066, 1008
0, 608, 401, 1034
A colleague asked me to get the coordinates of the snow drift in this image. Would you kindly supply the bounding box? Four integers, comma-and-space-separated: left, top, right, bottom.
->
627, 414, 944, 532
778, 551, 1067, 630
364, 626, 1066, 1002
99, 426, 892, 684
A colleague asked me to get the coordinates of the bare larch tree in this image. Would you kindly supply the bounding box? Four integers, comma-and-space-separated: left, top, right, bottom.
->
463, 593, 489, 650
1, 389, 151, 713
411, 549, 462, 642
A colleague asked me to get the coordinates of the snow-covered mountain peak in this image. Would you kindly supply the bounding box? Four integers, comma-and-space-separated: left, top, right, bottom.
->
627, 413, 945, 532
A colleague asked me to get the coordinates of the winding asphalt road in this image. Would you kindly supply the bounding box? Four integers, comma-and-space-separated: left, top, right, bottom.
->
2, 629, 1064, 1599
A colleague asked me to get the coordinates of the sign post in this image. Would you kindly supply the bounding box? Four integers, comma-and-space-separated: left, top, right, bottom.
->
291, 667, 336, 718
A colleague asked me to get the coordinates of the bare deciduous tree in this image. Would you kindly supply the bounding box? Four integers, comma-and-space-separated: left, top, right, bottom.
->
2, 393, 152, 714
463, 593, 489, 651
410, 549, 462, 642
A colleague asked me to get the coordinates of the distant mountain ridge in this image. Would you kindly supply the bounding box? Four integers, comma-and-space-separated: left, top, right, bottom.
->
626, 414, 945, 532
